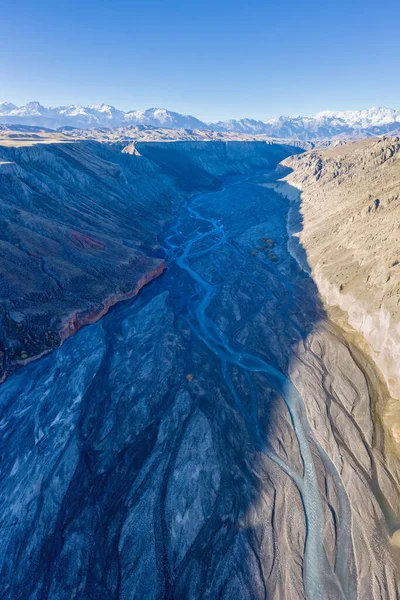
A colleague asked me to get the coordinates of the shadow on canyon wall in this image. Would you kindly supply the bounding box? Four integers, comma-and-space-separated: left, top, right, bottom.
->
0, 143, 396, 599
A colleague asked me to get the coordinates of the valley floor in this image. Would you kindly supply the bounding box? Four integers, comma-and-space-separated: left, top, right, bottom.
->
0, 173, 399, 599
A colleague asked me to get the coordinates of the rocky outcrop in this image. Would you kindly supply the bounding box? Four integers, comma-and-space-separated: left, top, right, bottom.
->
58, 260, 166, 341
277, 136, 400, 444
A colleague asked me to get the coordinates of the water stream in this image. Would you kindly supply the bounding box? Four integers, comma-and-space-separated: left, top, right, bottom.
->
0, 172, 373, 599
160, 178, 354, 600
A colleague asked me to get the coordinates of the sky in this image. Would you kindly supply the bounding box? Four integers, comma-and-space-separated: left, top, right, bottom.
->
1, 0, 400, 121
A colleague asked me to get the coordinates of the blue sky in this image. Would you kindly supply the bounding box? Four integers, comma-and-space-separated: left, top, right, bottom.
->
1, 0, 400, 121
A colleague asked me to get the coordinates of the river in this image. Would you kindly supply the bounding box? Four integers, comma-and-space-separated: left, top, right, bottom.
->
0, 172, 398, 599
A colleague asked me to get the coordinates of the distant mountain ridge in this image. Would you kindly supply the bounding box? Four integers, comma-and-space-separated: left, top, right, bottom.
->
1, 101, 400, 140
0, 102, 208, 131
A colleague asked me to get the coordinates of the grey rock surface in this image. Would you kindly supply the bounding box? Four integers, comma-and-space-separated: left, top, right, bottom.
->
1, 167, 399, 598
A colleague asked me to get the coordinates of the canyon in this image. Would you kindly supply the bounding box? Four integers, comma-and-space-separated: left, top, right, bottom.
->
0, 139, 292, 380
0, 138, 400, 599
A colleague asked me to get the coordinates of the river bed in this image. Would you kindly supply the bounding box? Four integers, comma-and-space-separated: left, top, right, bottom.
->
0, 173, 399, 599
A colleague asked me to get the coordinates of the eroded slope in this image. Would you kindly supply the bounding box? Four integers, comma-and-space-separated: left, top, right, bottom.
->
279, 136, 400, 441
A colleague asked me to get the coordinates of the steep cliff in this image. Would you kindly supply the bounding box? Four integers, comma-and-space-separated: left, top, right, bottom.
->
134, 140, 296, 181
278, 136, 400, 443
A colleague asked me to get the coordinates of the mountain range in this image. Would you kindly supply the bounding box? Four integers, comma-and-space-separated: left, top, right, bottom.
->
1, 101, 400, 140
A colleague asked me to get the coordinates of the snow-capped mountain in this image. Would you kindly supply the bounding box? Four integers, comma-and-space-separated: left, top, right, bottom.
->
0, 101, 18, 113
58, 104, 125, 123
212, 118, 271, 134
123, 108, 207, 130
1, 102, 400, 140
314, 107, 400, 128
213, 108, 400, 139
0, 101, 208, 131
215, 107, 400, 139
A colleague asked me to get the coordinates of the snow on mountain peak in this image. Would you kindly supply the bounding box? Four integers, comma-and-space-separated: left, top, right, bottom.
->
9, 101, 48, 116
314, 107, 400, 127
0, 102, 18, 114
1, 101, 400, 140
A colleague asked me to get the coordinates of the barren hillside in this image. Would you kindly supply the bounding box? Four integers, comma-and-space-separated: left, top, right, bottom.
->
279, 136, 400, 442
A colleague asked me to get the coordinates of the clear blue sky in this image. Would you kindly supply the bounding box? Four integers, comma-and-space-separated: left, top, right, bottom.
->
1, 0, 400, 121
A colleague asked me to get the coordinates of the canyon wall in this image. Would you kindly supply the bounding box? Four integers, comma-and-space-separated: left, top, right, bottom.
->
133, 140, 295, 179
278, 137, 400, 441
0, 139, 297, 380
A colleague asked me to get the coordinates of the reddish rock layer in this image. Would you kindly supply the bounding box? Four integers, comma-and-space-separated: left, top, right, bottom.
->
59, 260, 167, 342
71, 231, 106, 250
